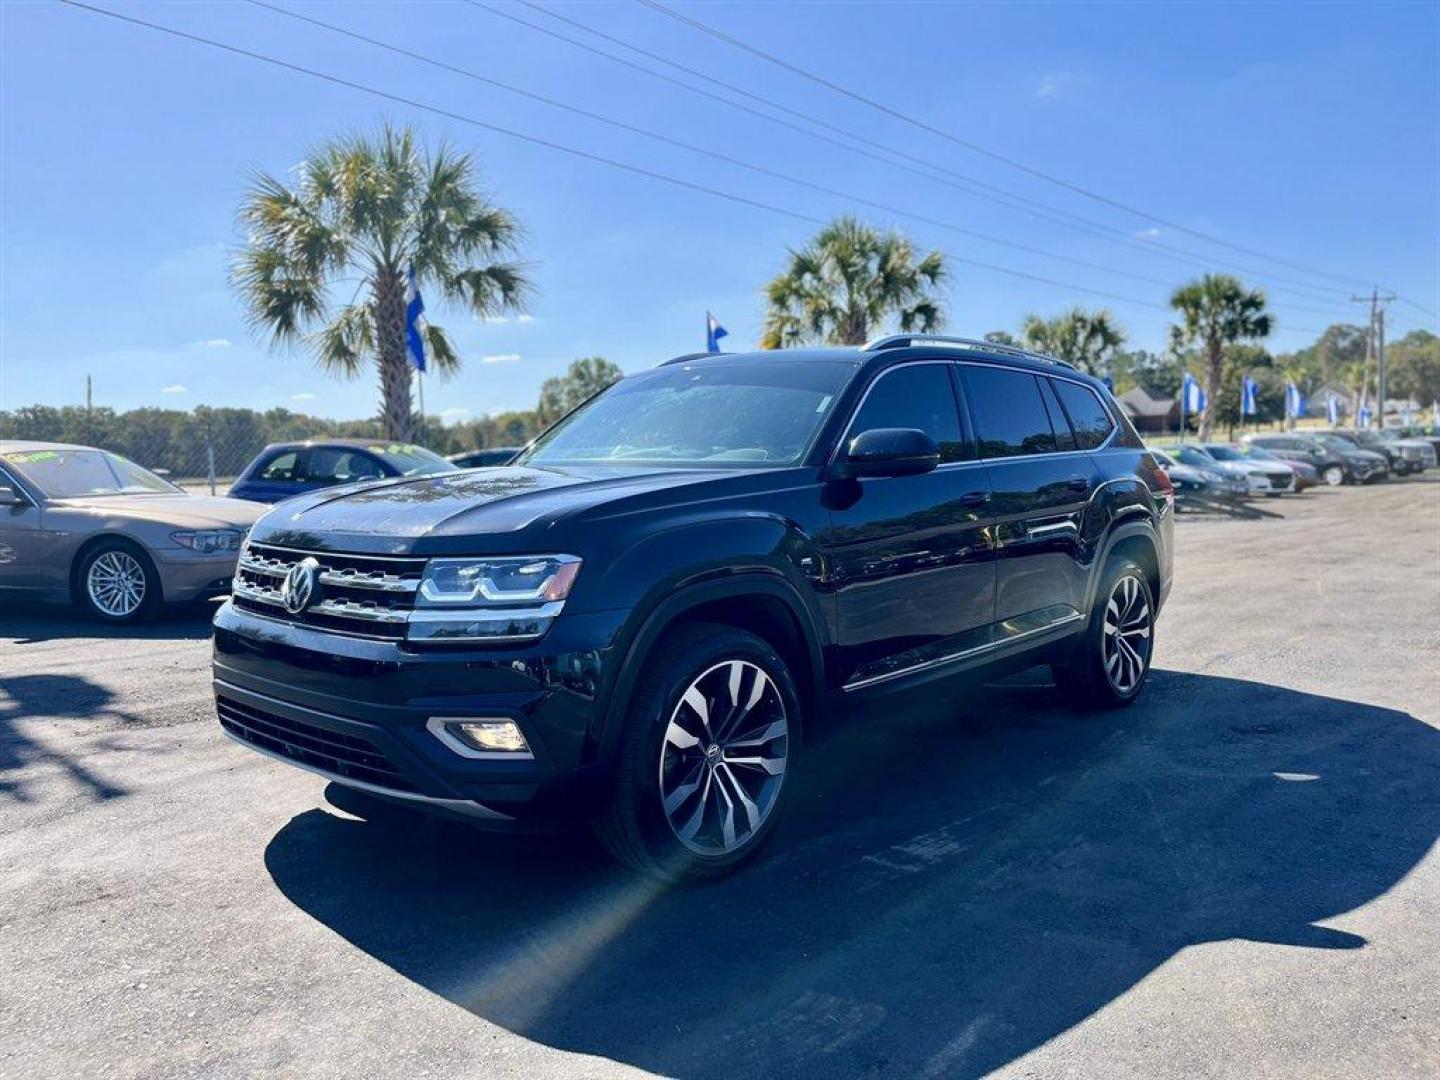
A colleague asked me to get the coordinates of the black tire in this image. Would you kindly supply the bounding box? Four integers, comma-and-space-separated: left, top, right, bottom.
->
74, 538, 161, 624
592, 622, 801, 882
1052, 557, 1154, 709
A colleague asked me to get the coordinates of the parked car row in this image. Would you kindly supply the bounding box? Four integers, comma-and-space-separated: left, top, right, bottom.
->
1147, 427, 1435, 509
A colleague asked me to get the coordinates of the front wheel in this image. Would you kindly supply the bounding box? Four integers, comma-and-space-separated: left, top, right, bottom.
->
592, 623, 799, 882
1053, 558, 1154, 709
1322, 465, 1345, 487
76, 540, 160, 624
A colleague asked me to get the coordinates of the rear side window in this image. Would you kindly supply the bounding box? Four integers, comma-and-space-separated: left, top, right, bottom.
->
258, 451, 298, 481
1051, 379, 1116, 451
1038, 378, 1078, 452
962, 367, 1057, 458
303, 448, 386, 484
849, 364, 967, 463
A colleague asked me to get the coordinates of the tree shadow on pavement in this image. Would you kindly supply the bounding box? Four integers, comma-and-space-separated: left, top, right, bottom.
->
264, 671, 1440, 1079
0, 674, 143, 801
1176, 495, 1285, 520
2, 600, 218, 645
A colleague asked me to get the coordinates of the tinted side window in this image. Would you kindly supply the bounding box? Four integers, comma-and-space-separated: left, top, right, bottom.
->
304, 448, 385, 484
962, 367, 1057, 458
1052, 379, 1116, 451
1038, 378, 1078, 452
849, 364, 966, 463
258, 451, 298, 481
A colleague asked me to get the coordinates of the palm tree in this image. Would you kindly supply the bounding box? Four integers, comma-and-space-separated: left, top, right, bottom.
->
233, 125, 530, 441
761, 217, 947, 348
1169, 274, 1272, 442
1020, 307, 1126, 376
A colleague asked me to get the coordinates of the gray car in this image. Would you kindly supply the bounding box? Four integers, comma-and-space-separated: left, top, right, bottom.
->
0, 441, 261, 623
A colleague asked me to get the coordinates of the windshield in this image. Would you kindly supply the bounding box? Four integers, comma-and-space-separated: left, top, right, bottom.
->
363, 443, 458, 476
1171, 446, 1214, 466
3, 447, 179, 497
1202, 445, 1243, 462
1317, 434, 1356, 452
517, 360, 854, 467
1243, 445, 1279, 461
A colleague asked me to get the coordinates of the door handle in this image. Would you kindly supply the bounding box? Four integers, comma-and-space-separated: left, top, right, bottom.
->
1067, 475, 1091, 492
960, 490, 991, 506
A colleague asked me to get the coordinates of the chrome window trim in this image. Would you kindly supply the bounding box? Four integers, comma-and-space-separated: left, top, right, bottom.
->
828, 358, 1120, 470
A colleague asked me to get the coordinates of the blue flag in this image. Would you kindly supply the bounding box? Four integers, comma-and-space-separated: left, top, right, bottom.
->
706, 311, 729, 353
1327, 394, 1341, 425
1241, 375, 1259, 417
1182, 372, 1206, 415
1285, 381, 1305, 420
405, 265, 427, 373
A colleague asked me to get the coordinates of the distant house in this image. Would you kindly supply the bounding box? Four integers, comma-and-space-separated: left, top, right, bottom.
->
1116, 386, 1180, 433
1308, 384, 1351, 417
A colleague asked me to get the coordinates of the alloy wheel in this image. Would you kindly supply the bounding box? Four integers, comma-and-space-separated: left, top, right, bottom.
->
1323, 466, 1345, 487
658, 659, 789, 855
1102, 574, 1151, 695
87, 550, 147, 618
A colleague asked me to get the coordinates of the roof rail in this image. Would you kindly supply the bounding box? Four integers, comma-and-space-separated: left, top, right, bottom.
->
661, 351, 728, 367
862, 333, 1075, 370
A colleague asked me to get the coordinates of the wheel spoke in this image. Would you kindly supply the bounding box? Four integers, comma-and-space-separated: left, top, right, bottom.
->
681, 685, 712, 738
719, 764, 761, 830
726, 718, 786, 749
675, 768, 713, 843
662, 762, 705, 815
724, 753, 785, 775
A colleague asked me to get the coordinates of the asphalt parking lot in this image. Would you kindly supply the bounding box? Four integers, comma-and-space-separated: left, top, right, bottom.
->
2, 478, 1437, 1079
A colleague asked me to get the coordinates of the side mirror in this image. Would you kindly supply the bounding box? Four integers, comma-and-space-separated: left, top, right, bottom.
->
0, 484, 26, 506
836, 428, 940, 479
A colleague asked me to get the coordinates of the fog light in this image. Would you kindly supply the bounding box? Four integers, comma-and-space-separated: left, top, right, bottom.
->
427, 717, 533, 759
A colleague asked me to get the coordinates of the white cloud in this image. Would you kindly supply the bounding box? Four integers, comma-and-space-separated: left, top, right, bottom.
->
192, 338, 232, 348
161, 384, 187, 395
291, 392, 318, 402
478, 314, 537, 325
1036, 73, 1066, 98
481, 353, 521, 364
1135, 227, 1162, 240
440, 407, 472, 421
517, 314, 536, 324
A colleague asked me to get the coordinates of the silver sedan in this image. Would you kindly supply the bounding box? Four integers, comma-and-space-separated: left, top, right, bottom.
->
0, 441, 261, 623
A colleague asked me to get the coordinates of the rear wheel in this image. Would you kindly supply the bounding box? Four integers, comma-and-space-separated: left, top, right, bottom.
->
1321, 465, 1345, 487
76, 540, 160, 624
592, 623, 799, 881
1053, 557, 1154, 709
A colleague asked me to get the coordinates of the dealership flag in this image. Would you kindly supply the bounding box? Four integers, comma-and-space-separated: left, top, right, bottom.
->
1241, 375, 1259, 417
1327, 394, 1341, 425
405, 265, 427, 372
1182, 372, 1206, 414
706, 312, 729, 353
1285, 382, 1305, 420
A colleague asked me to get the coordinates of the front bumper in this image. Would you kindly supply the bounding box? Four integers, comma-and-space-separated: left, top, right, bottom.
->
154, 550, 242, 602
212, 599, 630, 822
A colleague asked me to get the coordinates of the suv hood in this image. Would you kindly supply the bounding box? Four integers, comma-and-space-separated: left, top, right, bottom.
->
248, 464, 744, 554
50, 493, 262, 530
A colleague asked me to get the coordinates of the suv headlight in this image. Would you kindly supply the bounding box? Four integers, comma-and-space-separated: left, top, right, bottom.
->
409, 555, 581, 643
171, 528, 245, 553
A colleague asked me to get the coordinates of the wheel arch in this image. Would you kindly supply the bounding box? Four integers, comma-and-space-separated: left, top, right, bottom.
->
1085, 520, 1161, 618
592, 574, 826, 768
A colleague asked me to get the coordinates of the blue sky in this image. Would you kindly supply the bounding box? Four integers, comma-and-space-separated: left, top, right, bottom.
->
2, 0, 1436, 423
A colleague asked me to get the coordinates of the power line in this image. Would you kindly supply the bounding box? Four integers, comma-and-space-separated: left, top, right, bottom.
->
53, 1, 1336, 341
638, 0, 1392, 299
482, 0, 1359, 311
245, 0, 1335, 310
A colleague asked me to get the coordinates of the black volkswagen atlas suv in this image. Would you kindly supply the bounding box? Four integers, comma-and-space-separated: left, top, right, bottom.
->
214, 336, 1174, 880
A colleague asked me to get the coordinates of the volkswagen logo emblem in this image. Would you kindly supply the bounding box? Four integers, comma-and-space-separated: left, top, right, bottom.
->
280, 557, 321, 614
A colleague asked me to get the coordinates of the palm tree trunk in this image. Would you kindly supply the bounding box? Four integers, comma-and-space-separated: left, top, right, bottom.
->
1198, 337, 1223, 442
372, 268, 414, 441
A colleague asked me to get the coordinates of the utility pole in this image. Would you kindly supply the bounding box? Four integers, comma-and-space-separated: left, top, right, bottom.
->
1350, 289, 1396, 428
85, 375, 92, 415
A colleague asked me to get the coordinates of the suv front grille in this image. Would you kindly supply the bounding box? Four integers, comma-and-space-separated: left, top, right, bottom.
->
217, 694, 418, 794
232, 542, 426, 639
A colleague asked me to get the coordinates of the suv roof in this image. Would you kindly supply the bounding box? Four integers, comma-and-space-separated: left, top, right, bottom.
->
661, 336, 1103, 391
